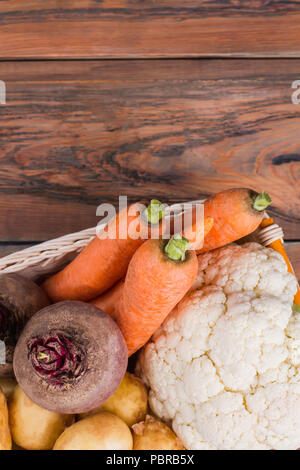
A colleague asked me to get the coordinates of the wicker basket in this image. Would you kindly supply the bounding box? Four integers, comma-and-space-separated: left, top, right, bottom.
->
0, 200, 284, 282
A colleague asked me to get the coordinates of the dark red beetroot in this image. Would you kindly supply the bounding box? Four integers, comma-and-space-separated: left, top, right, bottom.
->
0, 274, 50, 377
13, 301, 128, 414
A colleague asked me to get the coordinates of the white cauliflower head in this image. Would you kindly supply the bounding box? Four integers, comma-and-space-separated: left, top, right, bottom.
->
136, 243, 299, 450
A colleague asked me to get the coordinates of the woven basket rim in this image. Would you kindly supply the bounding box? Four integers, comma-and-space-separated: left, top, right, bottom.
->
0, 203, 281, 280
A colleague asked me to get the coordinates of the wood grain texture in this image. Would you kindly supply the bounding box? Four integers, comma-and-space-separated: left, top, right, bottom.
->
1, 1, 300, 58
0, 59, 299, 241
0, 243, 34, 258
286, 242, 300, 281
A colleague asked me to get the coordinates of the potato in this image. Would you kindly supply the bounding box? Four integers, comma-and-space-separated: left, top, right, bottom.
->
0, 377, 17, 400
132, 415, 184, 450
12, 442, 24, 450
53, 411, 133, 450
9, 385, 73, 450
0, 386, 12, 450
79, 372, 148, 427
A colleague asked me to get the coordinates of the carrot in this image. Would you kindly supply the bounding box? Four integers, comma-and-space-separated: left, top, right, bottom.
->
42, 200, 166, 302
196, 188, 272, 254
182, 215, 214, 250
90, 279, 124, 320
260, 218, 300, 311
117, 234, 198, 356
90, 215, 214, 318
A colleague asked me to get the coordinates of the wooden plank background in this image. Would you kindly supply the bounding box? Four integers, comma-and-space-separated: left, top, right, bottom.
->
0, 59, 299, 241
1, 1, 300, 58
0, 2, 299, 279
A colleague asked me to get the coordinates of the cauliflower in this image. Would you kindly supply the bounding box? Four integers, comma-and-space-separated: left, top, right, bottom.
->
136, 242, 299, 450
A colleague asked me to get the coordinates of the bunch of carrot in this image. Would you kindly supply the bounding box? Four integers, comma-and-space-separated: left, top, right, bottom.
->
43, 200, 166, 302
43, 188, 273, 356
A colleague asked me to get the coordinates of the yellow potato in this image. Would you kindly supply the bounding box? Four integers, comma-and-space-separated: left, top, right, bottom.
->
79, 372, 148, 427
9, 385, 73, 450
0, 386, 12, 450
53, 411, 133, 450
0, 377, 17, 400
132, 415, 184, 450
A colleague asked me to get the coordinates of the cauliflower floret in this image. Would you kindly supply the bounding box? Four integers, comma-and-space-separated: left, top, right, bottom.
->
137, 243, 299, 450
194, 242, 296, 303
209, 291, 291, 392
246, 382, 300, 450
286, 311, 300, 366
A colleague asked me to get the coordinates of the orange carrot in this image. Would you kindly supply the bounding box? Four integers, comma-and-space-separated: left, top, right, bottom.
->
117, 235, 198, 356
42, 200, 166, 302
90, 279, 124, 320
90, 216, 213, 319
260, 218, 300, 310
182, 215, 214, 250
196, 188, 272, 254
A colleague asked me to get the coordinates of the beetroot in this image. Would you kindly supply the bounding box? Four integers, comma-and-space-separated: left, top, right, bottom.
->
0, 274, 50, 376
13, 301, 128, 414
28, 332, 86, 388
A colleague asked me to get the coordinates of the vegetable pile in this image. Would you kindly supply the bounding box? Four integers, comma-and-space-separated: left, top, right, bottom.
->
1, 187, 299, 450
137, 243, 299, 449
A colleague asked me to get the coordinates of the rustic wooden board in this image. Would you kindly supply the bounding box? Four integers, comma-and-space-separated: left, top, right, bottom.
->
286, 242, 300, 281
0, 59, 299, 241
1, 1, 300, 58
0, 243, 34, 258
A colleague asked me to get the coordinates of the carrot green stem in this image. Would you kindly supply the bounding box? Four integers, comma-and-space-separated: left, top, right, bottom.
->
144, 199, 165, 224
164, 234, 190, 261
253, 191, 272, 211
